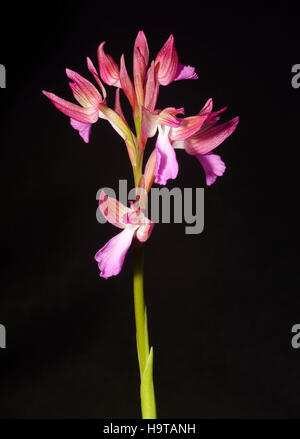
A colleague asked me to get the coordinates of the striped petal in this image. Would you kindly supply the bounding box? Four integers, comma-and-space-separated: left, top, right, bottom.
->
144, 61, 159, 111
170, 114, 208, 141
155, 34, 178, 86
65, 68, 102, 107
97, 42, 120, 87
43, 91, 99, 123
186, 117, 239, 155
86, 56, 107, 99
133, 31, 149, 106
120, 54, 138, 116
98, 190, 131, 229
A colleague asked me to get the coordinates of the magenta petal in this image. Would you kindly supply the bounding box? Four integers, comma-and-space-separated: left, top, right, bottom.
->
86, 57, 107, 99
141, 106, 159, 138
174, 63, 198, 81
94, 227, 135, 279
197, 153, 226, 186
98, 190, 131, 229
70, 118, 92, 143
136, 222, 154, 242
155, 126, 179, 185
144, 61, 159, 112
187, 117, 239, 155
65, 68, 102, 107
42, 91, 99, 123
199, 98, 213, 114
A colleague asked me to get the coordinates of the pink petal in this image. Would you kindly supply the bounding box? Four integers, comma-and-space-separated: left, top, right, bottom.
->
69, 81, 89, 107
174, 63, 198, 81
197, 153, 226, 186
122, 201, 150, 228
155, 34, 178, 86
170, 114, 208, 141
94, 227, 135, 279
122, 209, 144, 226
42, 91, 99, 123
97, 42, 120, 87
65, 68, 102, 107
86, 57, 107, 99
98, 190, 131, 229
158, 107, 184, 127
134, 175, 147, 209
155, 126, 179, 185
133, 31, 149, 105
133, 47, 147, 105
186, 117, 239, 155
114, 88, 126, 123
144, 149, 156, 192
120, 54, 138, 116
144, 61, 159, 111
136, 222, 154, 242
199, 98, 213, 114
134, 31, 149, 67
141, 106, 159, 138
200, 107, 228, 130
70, 118, 92, 143
141, 107, 183, 138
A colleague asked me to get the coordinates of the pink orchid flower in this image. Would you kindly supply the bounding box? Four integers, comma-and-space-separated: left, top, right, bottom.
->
141, 99, 239, 186
154, 34, 198, 86
172, 99, 239, 185
43, 58, 136, 155
43, 59, 106, 143
95, 190, 154, 279
141, 106, 209, 185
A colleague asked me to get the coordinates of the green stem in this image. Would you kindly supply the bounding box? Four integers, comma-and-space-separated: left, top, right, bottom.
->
132, 108, 156, 418
133, 240, 157, 419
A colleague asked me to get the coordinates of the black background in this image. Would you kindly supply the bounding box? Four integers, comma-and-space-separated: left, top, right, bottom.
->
0, 4, 299, 419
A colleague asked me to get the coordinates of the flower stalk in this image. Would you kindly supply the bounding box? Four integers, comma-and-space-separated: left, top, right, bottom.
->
133, 239, 156, 418
133, 113, 156, 419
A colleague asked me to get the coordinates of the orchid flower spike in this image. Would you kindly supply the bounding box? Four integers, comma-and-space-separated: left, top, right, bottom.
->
95, 191, 154, 279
